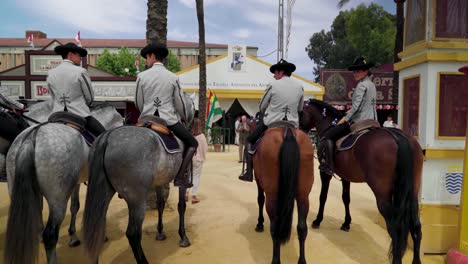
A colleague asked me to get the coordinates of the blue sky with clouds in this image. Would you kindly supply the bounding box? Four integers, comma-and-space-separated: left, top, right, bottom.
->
0, 0, 395, 80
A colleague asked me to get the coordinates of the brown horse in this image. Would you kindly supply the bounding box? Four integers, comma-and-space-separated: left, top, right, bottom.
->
299, 99, 423, 264
251, 124, 314, 264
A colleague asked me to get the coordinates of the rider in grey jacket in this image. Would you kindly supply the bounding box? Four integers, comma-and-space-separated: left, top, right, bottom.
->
136, 42, 198, 188
318, 56, 378, 175
47, 42, 105, 136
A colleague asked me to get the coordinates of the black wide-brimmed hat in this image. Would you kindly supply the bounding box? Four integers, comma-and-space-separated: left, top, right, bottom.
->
54, 42, 87, 57
140, 42, 169, 59
269, 59, 296, 74
348, 56, 375, 71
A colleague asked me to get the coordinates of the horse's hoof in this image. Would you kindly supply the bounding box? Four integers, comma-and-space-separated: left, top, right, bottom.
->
255, 225, 264, 232
68, 238, 81, 247
104, 236, 109, 243
179, 238, 191, 248
298, 259, 306, 264
311, 221, 321, 229
156, 233, 167, 241
340, 225, 350, 232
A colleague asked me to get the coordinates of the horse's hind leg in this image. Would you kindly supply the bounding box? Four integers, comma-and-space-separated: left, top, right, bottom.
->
126, 202, 148, 264
341, 180, 352, 231
255, 181, 265, 232
297, 198, 309, 264
68, 184, 81, 247
178, 187, 191, 247
410, 202, 422, 264
312, 171, 332, 229
155, 185, 167, 241
43, 204, 67, 264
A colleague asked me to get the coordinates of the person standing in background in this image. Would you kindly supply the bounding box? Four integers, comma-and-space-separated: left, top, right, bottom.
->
237, 115, 250, 163
186, 118, 208, 204
234, 116, 240, 145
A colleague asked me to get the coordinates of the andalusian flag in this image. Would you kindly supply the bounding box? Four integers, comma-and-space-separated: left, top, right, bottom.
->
206, 90, 222, 127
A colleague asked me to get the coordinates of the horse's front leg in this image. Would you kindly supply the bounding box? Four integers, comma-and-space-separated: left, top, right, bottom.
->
177, 186, 191, 247
68, 184, 81, 247
155, 185, 167, 241
255, 181, 265, 232
341, 180, 352, 232
312, 171, 332, 229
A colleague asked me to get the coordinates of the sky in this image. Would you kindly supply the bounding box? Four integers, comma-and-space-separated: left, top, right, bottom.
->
0, 0, 395, 80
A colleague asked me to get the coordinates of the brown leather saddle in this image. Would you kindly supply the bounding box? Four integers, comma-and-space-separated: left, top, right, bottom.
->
336, 119, 380, 151
248, 120, 296, 154
136, 115, 182, 153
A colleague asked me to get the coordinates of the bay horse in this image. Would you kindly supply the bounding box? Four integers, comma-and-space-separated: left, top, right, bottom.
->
4, 102, 124, 264
299, 99, 423, 264
251, 123, 314, 264
82, 94, 195, 263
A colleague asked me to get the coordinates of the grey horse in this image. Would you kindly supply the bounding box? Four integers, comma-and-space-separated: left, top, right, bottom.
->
83, 95, 195, 264
4, 101, 124, 264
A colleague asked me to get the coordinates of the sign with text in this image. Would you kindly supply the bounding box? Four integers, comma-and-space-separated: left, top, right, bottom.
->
320, 70, 394, 104
31, 81, 136, 101
30, 55, 62, 75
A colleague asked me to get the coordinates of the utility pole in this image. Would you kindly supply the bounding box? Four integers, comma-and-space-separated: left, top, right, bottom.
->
277, 0, 284, 61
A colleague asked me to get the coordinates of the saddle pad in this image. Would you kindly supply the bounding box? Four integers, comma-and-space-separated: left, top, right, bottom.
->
81, 130, 96, 146
153, 130, 183, 154
336, 129, 371, 152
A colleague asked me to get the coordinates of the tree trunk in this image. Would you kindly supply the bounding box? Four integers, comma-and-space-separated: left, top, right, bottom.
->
146, 0, 169, 209
196, 0, 207, 133
393, 0, 405, 107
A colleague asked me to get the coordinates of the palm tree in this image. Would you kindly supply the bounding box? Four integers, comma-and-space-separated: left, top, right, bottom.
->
146, 0, 168, 45
146, 0, 169, 209
196, 0, 207, 133
338, 0, 406, 105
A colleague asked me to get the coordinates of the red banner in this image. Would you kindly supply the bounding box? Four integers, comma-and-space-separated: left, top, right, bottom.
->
320, 70, 394, 104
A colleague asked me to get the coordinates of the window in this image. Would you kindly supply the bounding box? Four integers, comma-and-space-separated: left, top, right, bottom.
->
405, 0, 426, 46
435, 0, 468, 39
438, 73, 467, 137
402, 76, 420, 137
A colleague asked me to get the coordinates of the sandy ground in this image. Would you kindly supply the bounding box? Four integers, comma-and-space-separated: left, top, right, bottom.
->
0, 146, 445, 264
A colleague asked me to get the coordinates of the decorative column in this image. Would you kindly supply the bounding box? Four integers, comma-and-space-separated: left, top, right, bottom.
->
446, 65, 468, 264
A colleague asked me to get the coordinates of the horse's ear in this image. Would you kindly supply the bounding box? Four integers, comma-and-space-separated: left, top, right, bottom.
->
124, 112, 132, 124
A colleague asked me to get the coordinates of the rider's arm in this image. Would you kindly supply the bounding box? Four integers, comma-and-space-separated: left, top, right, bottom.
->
134, 76, 144, 112
173, 78, 187, 122
344, 82, 367, 122
79, 71, 94, 106
259, 84, 272, 114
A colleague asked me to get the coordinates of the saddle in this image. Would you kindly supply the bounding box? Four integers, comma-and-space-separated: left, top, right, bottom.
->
336, 119, 380, 151
248, 121, 296, 154
48, 111, 95, 145
136, 115, 182, 153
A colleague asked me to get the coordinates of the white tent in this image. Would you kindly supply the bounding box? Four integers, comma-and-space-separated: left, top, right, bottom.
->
177, 54, 324, 116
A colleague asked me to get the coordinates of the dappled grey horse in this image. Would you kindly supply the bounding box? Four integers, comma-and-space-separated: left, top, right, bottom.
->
83, 94, 194, 264
4, 101, 124, 264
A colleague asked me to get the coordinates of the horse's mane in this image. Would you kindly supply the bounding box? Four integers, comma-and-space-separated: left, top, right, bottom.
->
307, 99, 344, 118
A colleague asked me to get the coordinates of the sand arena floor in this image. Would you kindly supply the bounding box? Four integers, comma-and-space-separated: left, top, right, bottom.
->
0, 146, 445, 263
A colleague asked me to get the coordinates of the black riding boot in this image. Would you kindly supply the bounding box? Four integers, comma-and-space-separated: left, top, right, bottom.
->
174, 146, 196, 188
318, 139, 335, 175
239, 143, 253, 182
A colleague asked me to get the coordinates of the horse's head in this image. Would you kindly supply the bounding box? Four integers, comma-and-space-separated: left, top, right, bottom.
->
91, 103, 125, 130
182, 93, 195, 129
25, 101, 53, 123
299, 99, 343, 135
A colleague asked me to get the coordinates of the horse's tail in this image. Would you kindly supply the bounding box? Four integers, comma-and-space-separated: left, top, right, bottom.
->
388, 130, 418, 261
83, 131, 115, 261
5, 125, 45, 264
273, 127, 300, 244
